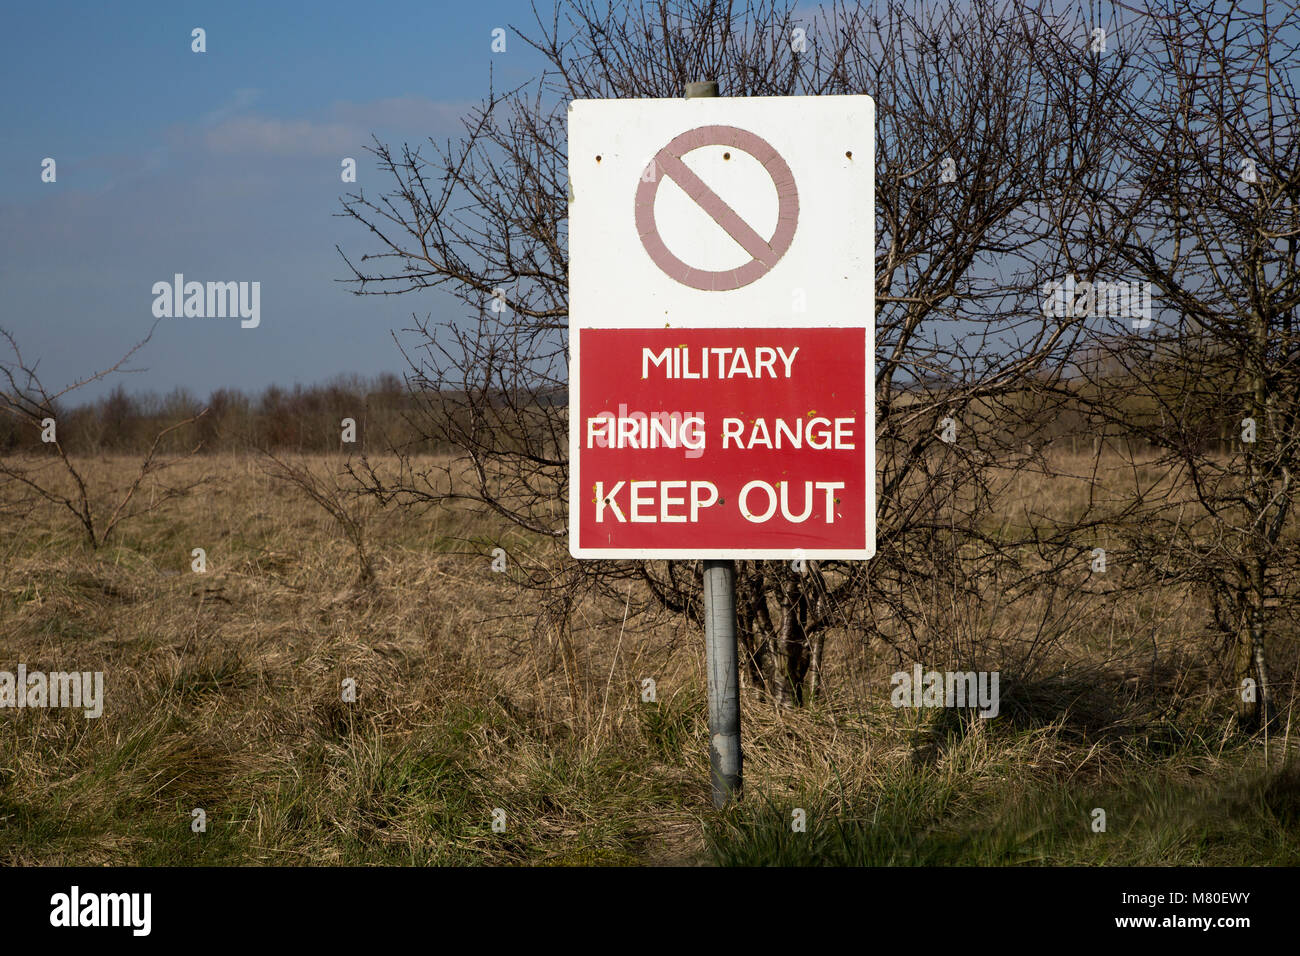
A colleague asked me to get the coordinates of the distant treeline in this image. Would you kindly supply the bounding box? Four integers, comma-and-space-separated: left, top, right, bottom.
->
0, 364, 1252, 458
0, 374, 437, 454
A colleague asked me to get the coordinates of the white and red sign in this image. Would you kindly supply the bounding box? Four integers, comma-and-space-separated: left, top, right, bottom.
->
568, 96, 875, 559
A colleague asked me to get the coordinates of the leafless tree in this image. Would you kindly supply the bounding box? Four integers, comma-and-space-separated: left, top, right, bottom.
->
262, 449, 377, 586
1060, 0, 1300, 731
338, 0, 1134, 705
0, 326, 207, 549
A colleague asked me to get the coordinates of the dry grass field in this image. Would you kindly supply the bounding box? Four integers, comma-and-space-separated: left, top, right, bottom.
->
2, 452, 1299, 865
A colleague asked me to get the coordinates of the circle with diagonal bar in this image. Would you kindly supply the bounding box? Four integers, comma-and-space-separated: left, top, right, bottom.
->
635, 125, 799, 291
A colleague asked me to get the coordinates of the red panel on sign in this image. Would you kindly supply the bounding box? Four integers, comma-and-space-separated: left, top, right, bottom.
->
576, 327, 868, 553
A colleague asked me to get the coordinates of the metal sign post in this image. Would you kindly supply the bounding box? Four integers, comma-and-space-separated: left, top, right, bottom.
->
687, 80, 742, 809
702, 554, 742, 807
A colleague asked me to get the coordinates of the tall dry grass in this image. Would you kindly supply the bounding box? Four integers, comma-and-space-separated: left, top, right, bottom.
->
0, 452, 1296, 865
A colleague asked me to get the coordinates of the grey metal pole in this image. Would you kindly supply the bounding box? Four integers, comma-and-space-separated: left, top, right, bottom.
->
702, 558, 742, 807
685, 78, 742, 808
685, 80, 719, 99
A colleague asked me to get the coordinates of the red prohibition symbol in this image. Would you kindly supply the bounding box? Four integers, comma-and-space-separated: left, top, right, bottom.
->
635, 125, 799, 291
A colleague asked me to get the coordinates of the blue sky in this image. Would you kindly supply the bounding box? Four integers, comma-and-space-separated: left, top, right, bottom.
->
0, 0, 548, 402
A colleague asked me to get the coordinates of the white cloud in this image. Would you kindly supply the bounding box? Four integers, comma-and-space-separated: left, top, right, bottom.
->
328, 95, 470, 132
199, 88, 263, 126
176, 94, 472, 158
200, 116, 359, 156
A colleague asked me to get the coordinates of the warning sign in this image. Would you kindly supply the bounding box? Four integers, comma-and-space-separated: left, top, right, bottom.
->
568, 95, 875, 559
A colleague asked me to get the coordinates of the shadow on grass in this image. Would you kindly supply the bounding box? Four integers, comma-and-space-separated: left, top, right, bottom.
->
909, 668, 1217, 768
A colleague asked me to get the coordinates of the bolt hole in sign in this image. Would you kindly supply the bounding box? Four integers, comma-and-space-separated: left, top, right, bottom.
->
568, 95, 875, 559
